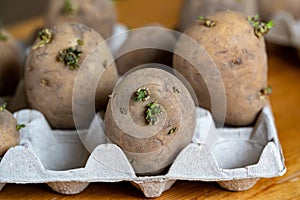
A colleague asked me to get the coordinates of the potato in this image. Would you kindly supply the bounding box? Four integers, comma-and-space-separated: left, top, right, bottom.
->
259, 0, 300, 20
179, 0, 258, 32
0, 104, 20, 157
25, 22, 118, 129
116, 24, 177, 75
174, 11, 269, 126
46, 0, 117, 39
0, 28, 23, 96
105, 67, 196, 175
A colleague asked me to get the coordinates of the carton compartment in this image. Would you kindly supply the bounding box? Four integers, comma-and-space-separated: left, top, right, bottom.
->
35, 131, 90, 171
266, 11, 300, 48
212, 139, 265, 169
14, 110, 90, 171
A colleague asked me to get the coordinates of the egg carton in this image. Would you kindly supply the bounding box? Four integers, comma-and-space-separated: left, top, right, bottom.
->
265, 11, 300, 49
0, 106, 286, 198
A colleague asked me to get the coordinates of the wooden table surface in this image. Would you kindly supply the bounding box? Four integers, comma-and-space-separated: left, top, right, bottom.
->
1, 0, 300, 199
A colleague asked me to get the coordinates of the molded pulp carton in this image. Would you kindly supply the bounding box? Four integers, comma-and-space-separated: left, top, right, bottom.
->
0, 106, 286, 198
266, 11, 300, 49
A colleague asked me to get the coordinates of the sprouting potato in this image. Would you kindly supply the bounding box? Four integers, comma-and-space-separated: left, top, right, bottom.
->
46, 0, 117, 39
105, 68, 196, 175
25, 22, 118, 129
179, 0, 258, 32
174, 11, 272, 126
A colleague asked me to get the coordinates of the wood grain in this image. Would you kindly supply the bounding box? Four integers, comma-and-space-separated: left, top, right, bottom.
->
2, 0, 300, 199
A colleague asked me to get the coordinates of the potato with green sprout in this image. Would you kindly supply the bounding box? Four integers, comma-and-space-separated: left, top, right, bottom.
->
25, 22, 118, 129
174, 11, 273, 126
46, 0, 117, 39
105, 68, 196, 175
179, 0, 258, 32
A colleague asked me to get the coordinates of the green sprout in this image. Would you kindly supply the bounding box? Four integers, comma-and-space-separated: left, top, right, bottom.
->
32, 28, 53, 50
145, 101, 163, 125
62, 0, 78, 16
103, 60, 108, 68
77, 39, 84, 46
16, 124, 26, 131
0, 102, 7, 111
128, 159, 136, 164
247, 15, 274, 38
198, 16, 217, 28
57, 45, 83, 70
168, 127, 177, 135
172, 87, 180, 93
41, 79, 49, 86
134, 87, 151, 102
259, 86, 272, 100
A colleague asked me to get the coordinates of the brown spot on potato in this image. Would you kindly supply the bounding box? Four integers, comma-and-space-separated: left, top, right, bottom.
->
229, 58, 243, 67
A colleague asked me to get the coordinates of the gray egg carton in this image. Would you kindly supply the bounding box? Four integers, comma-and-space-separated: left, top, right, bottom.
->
0, 106, 286, 198
266, 11, 300, 48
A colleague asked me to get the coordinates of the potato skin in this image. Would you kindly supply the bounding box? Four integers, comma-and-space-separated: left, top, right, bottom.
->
105, 68, 196, 175
174, 11, 268, 126
0, 29, 23, 96
179, 0, 258, 32
116, 24, 177, 75
0, 109, 20, 157
46, 0, 117, 39
259, 0, 300, 20
25, 22, 118, 129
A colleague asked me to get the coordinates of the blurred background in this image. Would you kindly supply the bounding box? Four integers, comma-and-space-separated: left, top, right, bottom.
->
0, 0, 183, 41
0, 0, 183, 27
2, 0, 299, 52
0, 0, 48, 24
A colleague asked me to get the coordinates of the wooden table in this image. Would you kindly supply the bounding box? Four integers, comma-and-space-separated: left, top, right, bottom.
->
1, 1, 300, 199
